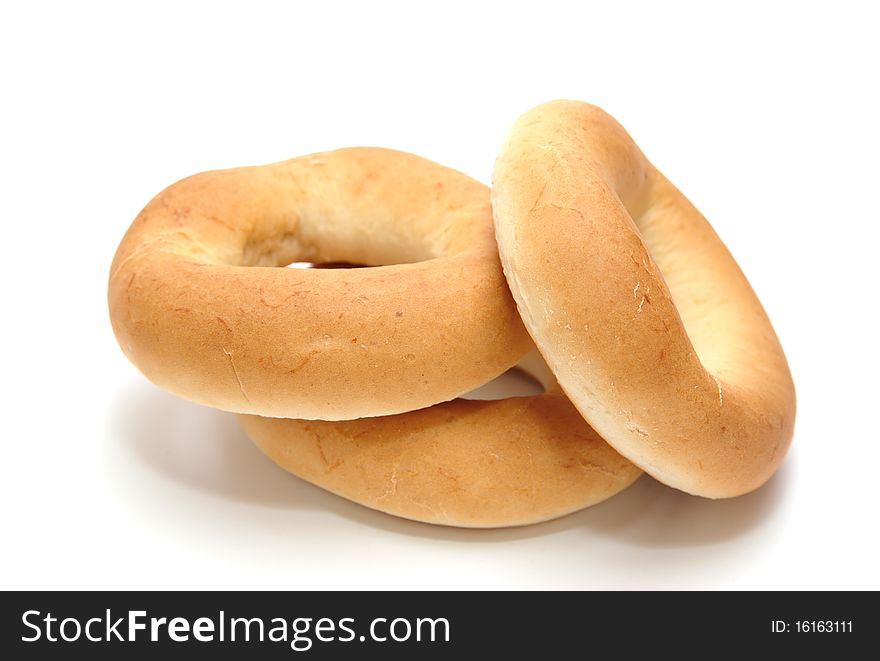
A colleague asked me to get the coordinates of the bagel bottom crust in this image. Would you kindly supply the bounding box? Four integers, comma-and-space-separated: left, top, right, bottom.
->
238, 393, 641, 528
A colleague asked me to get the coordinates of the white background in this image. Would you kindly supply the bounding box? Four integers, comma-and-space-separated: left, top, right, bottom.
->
2, 1, 878, 590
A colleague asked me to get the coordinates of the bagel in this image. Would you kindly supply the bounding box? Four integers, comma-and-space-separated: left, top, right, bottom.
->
109, 148, 532, 420
239, 351, 642, 528
492, 100, 795, 498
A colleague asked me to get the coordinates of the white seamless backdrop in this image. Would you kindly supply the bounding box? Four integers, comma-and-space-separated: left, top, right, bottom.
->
1, 0, 877, 589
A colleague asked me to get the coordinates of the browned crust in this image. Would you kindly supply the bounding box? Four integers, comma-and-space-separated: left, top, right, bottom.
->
239, 387, 641, 528
109, 148, 532, 419
492, 101, 796, 497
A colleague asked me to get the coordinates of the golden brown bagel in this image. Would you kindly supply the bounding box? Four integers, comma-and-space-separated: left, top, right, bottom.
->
109, 148, 532, 420
492, 100, 795, 498
239, 352, 641, 528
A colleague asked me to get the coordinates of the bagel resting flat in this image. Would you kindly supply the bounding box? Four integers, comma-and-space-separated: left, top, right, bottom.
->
492, 100, 796, 498
109, 148, 532, 420
239, 351, 642, 528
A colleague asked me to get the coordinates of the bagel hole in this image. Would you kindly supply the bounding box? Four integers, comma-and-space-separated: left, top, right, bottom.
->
461, 368, 544, 401
286, 261, 368, 269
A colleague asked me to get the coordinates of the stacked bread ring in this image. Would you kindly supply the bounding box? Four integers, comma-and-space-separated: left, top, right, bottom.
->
109, 100, 795, 528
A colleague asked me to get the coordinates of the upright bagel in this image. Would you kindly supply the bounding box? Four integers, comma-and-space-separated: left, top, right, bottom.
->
492, 101, 795, 498
239, 352, 641, 528
109, 148, 532, 420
